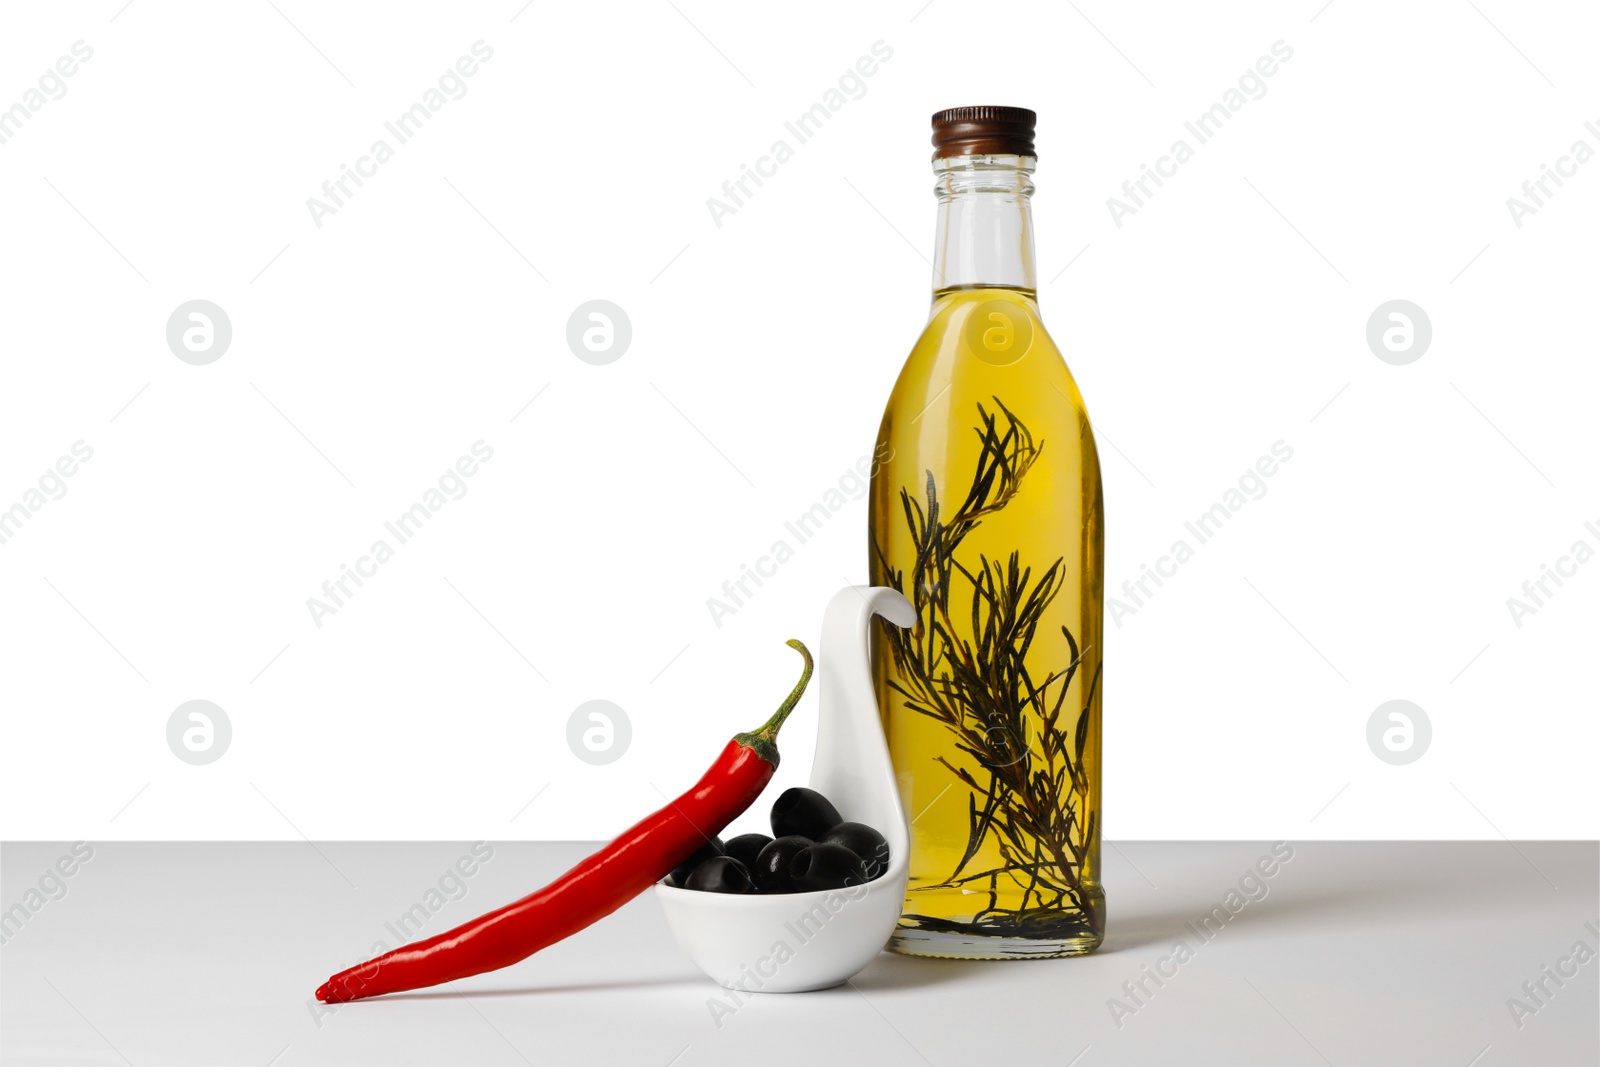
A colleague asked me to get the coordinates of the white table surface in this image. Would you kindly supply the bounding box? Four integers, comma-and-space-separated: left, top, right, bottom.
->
2, 841, 1594, 1066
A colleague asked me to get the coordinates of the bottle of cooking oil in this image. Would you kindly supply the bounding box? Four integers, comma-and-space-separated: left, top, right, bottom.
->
869, 107, 1104, 959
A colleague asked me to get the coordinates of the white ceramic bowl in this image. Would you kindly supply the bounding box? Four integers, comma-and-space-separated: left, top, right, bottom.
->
655, 586, 914, 993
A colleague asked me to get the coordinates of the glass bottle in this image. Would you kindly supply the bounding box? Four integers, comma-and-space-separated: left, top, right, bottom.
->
869, 107, 1105, 959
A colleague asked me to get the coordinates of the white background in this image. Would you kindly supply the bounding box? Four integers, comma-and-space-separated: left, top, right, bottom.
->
1, 0, 1595, 844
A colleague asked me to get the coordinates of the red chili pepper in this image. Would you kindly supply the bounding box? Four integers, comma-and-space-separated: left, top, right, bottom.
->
314, 639, 813, 1003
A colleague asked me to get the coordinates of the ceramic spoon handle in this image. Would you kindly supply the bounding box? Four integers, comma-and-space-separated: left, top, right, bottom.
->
813, 586, 914, 856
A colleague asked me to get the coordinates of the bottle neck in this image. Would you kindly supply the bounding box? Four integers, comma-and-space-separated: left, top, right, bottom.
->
930, 154, 1037, 297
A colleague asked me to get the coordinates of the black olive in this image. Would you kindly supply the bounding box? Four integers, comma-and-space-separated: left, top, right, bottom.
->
685, 856, 755, 894
770, 787, 843, 840
752, 835, 813, 893
790, 842, 869, 892
665, 837, 723, 888
820, 822, 890, 880
723, 833, 773, 870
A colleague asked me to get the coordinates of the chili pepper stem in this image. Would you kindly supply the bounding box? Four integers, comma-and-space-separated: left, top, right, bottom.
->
734, 639, 812, 764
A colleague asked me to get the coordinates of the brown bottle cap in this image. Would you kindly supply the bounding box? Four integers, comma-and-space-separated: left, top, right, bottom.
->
931, 106, 1036, 159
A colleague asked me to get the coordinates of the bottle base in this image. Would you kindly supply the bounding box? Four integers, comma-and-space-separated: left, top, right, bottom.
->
887, 882, 1105, 959
888, 899, 1104, 959
888, 925, 1102, 960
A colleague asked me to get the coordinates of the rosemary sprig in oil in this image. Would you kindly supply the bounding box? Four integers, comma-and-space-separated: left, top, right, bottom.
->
873, 398, 1100, 934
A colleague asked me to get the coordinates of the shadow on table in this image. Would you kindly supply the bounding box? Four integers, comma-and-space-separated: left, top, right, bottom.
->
850, 950, 990, 991
1100, 876, 1447, 954
378, 976, 709, 1001
376, 951, 980, 1000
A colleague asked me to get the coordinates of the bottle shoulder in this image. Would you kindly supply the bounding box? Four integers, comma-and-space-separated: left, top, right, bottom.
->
876, 288, 1100, 484
888, 288, 1090, 413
